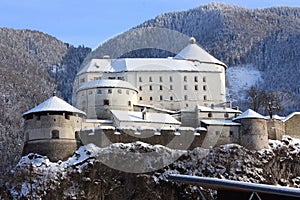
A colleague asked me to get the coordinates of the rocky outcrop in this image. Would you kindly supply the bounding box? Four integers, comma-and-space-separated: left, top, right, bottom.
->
1, 136, 300, 199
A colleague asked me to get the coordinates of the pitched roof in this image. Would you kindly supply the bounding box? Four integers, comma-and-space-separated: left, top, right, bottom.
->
76, 80, 138, 93
282, 112, 300, 122
174, 37, 227, 69
110, 110, 181, 125
233, 109, 266, 121
23, 95, 86, 117
77, 58, 111, 75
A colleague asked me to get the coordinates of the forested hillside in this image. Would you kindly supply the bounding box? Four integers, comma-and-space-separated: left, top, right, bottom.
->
0, 28, 91, 180
83, 3, 300, 114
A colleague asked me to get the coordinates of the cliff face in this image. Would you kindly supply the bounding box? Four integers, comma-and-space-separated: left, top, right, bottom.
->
0, 28, 91, 180
2, 136, 300, 199
82, 3, 300, 114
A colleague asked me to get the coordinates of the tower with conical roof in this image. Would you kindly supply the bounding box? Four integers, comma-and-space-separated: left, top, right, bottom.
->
233, 109, 269, 150
22, 93, 86, 161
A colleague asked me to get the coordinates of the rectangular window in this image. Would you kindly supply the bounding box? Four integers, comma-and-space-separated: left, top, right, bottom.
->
149, 85, 152, 91
159, 76, 163, 82
170, 85, 173, 90
128, 101, 131, 106
108, 89, 112, 94
194, 76, 198, 82
117, 89, 122, 94
184, 95, 188, 100
195, 85, 198, 91
184, 85, 188, 90
139, 77, 142, 82
80, 78, 85, 83
160, 95, 163, 101
160, 85, 163, 90
139, 97, 143, 101
97, 89, 102, 94
104, 99, 110, 105
139, 86, 142, 91
170, 76, 173, 82
230, 131, 234, 136
203, 85, 207, 91
150, 96, 153, 101
149, 77, 152, 82
204, 95, 207, 101
170, 96, 173, 101
203, 76, 206, 82
126, 90, 129, 95
184, 76, 187, 82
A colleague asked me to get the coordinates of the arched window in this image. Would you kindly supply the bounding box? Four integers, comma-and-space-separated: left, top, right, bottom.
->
52, 130, 59, 139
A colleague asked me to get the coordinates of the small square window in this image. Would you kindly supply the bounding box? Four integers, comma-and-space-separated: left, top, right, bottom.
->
184, 85, 188, 90
208, 112, 212, 117
139, 97, 143, 101
97, 89, 102, 94
89, 91, 93, 95
108, 89, 112, 94
117, 89, 122, 94
104, 99, 110, 105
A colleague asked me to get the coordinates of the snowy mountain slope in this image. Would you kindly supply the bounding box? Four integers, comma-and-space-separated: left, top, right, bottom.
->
2, 137, 300, 199
226, 64, 263, 102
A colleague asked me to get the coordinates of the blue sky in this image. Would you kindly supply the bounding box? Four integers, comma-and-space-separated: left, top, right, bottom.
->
1, 0, 299, 49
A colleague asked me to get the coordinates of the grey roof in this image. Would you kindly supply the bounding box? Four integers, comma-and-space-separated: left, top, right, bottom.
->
233, 109, 266, 121
77, 80, 138, 93
174, 37, 227, 69
23, 96, 86, 117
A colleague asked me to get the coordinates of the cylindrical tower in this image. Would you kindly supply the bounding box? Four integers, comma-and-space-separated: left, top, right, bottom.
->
22, 93, 86, 161
76, 80, 138, 119
233, 109, 268, 150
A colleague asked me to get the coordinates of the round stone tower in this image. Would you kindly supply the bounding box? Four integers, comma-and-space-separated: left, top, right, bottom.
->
76, 79, 138, 119
233, 109, 268, 150
22, 93, 86, 161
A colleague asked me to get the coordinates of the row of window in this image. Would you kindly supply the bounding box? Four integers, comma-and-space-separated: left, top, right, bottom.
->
138, 85, 207, 91
87, 89, 131, 95
139, 95, 208, 101
139, 76, 206, 83
102, 99, 132, 107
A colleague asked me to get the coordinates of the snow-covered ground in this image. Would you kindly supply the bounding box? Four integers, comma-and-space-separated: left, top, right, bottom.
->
226, 65, 263, 101
3, 137, 300, 199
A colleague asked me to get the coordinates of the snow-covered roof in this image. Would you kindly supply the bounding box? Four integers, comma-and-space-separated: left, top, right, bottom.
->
174, 37, 227, 69
23, 95, 86, 117
77, 58, 111, 75
265, 114, 285, 121
197, 105, 242, 113
233, 109, 266, 121
111, 110, 181, 125
77, 79, 138, 93
282, 112, 300, 122
201, 120, 241, 126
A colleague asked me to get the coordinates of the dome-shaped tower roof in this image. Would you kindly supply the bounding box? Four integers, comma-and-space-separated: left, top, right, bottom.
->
174, 37, 227, 69
23, 93, 86, 117
76, 79, 138, 93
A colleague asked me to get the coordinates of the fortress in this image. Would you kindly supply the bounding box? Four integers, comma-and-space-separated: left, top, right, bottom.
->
22, 38, 300, 161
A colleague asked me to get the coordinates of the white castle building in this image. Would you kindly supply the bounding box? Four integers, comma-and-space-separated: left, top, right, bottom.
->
25, 37, 293, 161
74, 37, 235, 121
